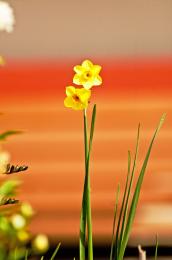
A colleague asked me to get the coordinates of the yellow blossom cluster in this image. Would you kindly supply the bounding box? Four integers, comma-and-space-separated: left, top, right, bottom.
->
64, 59, 102, 110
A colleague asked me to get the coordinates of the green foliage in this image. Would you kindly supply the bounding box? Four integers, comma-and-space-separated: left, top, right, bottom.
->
50, 243, 61, 260
0, 180, 20, 197
0, 130, 22, 141
80, 105, 96, 260
110, 114, 165, 260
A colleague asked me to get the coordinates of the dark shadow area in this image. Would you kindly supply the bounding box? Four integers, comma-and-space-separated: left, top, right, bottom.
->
42, 244, 172, 259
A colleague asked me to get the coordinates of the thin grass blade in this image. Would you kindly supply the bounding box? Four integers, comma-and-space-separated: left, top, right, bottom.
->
118, 114, 165, 260
155, 235, 158, 260
79, 109, 89, 260
88, 104, 96, 154
117, 126, 140, 256
115, 151, 131, 259
50, 243, 61, 260
110, 184, 120, 260
86, 104, 96, 260
25, 250, 28, 260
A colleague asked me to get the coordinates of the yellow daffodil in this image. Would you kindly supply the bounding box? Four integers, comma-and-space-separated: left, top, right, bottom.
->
73, 59, 102, 89
64, 86, 91, 110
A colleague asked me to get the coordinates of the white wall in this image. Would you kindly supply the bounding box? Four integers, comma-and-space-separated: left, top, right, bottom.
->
1, 0, 172, 58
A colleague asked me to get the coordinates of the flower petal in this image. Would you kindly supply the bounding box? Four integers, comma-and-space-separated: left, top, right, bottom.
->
73, 74, 82, 85
64, 96, 74, 108
83, 80, 94, 90
93, 75, 102, 86
81, 60, 93, 70
77, 88, 91, 103
93, 65, 101, 74
66, 86, 76, 96
73, 65, 83, 74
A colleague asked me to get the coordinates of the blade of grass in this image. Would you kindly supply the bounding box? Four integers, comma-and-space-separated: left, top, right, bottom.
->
79, 109, 89, 260
114, 150, 132, 259
50, 243, 61, 260
25, 250, 28, 260
155, 235, 158, 260
110, 184, 120, 260
86, 104, 96, 260
118, 114, 165, 260
117, 126, 140, 257
40, 257, 44, 260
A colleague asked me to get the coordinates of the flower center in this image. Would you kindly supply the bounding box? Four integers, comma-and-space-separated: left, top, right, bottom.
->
73, 94, 80, 102
84, 71, 92, 79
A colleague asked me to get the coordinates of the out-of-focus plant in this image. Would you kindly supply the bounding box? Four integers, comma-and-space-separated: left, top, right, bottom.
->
0, 0, 15, 33
64, 59, 165, 260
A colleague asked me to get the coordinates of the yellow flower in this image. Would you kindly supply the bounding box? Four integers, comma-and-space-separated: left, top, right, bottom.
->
73, 59, 102, 89
64, 86, 91, 110
32, 234, 49, 253
0, 56, 5, 66
17, 230, 30, 243
0, 149, 10, 174
11, 214, 26, 230
20, 202, 34, 218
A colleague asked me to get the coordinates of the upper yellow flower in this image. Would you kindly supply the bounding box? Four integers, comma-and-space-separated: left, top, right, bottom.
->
64, 86, 91, 110
73, 59, 102, 89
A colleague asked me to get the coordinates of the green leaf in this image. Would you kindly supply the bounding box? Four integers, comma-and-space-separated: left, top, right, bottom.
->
0, 130, 22, 141
0, 180, 20, 197
115, 150, 133, 259
117, 126, 140, 257
155, 235, 158, 260
25, 250, 28, 260
88, 104, 96, 154
118, 114, 165, 260
87, 104, 96, 260
50, 243, 61, 260
79, 109, 89, 260
110, 184, 120, 260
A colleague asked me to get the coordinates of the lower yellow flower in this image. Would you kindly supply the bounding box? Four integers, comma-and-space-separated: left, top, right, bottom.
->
64, 86, 91, 110
73, 59, 102, 89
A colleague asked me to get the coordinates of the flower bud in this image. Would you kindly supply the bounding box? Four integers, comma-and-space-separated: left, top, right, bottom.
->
32, 234, 49, 253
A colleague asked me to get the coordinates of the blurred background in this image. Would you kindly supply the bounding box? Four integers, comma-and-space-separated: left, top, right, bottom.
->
0, 0, 172, 258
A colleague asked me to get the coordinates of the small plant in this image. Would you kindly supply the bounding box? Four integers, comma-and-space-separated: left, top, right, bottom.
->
64, 59, 165, 260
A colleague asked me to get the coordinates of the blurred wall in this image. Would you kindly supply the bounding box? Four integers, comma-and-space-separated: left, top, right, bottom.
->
1, 0, 172, 58
1, 0, 172, 247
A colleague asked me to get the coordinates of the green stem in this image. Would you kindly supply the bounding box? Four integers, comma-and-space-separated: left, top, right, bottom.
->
79, 106, 96, 260
79, 109, 88, 260
86, 154, 93, 260
86, 105, 97, 260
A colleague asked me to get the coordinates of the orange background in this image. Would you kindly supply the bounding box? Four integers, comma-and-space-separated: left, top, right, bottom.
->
0, 58, 172, 246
